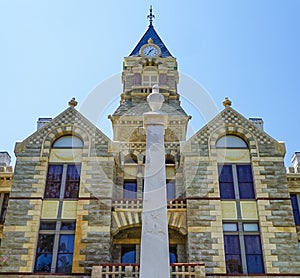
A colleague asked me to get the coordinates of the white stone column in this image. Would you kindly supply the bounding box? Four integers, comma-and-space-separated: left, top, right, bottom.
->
140, 85, 170, 278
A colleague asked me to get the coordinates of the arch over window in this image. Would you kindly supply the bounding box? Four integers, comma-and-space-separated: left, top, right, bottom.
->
52, 135, 83, 149
216, 135, 248, 149
124, 154, 138, 164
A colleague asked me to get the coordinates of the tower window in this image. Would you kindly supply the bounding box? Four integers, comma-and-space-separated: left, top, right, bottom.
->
123, 180, 137, 199
166, 180, 175, 200
143, 75, 158, 87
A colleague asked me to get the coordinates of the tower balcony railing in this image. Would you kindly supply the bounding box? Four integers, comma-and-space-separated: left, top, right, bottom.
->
92, 263, 206, 278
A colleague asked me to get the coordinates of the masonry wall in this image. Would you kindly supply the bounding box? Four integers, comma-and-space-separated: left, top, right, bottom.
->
0, 107, 115, 274
182, 107, 300, 275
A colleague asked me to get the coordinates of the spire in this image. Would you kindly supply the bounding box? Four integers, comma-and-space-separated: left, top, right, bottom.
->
129, 7, 173, 57
147, 5, 155, 27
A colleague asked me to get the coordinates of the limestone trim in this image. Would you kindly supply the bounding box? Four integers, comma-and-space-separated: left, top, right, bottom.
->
40, 124, 90, 158
208, 124, 259, 159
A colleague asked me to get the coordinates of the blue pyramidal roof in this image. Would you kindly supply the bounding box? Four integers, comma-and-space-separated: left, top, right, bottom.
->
129, 25, 173, 58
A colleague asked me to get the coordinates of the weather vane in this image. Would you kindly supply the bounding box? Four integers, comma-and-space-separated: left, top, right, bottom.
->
147, 5, 155, 26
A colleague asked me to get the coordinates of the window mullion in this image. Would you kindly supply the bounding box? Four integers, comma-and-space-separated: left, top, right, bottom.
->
51, 221, 61, 273
238, 223, 248, 273
232, 165, 240, 199
60, 164, 68, 200
51, 164, 67, 272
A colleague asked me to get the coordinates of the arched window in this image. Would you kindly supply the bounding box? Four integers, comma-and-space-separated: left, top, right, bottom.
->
216, 135, 247, 149
216, 135, 263, 274
35, 135, 83, 274
52, 135, 83, 148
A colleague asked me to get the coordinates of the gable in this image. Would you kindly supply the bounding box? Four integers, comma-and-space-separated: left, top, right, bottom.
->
15, 106, 112, 157
184, 106, 285, 157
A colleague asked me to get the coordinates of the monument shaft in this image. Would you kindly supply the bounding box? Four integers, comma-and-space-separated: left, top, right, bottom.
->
140, 113, 170, 278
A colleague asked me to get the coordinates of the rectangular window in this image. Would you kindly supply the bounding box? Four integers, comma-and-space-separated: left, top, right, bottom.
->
143, 75, 158, 87
35, 234, 55, 272
44, 165, 63, 198
64, 165, 81, 199
45, 164, 80, 199
123, 181, 137, 199
166, 180, 175, 200
291, 194, 300, 225
169, 245, 177, 264
34, 221, 76, 274
224, 235, 242, 274
0, 193, 9, 224
218, 165, 235, 199
218, 164, 255, 200
237, 165, 255, 199
223, 222, 264, 274
244, 235, 264, 273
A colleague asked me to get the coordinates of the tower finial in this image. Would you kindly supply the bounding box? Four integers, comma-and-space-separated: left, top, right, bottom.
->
147, 5, 155, 27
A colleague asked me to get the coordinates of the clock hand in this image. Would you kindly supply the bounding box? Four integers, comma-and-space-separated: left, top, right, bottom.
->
147, 49, 153, 55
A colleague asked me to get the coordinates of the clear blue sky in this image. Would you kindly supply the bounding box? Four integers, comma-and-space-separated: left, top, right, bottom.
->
0, 1, 299, 167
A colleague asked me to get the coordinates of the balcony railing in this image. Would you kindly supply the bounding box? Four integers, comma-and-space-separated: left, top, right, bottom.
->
112, 198, 186, 210
92, 263, 205, 278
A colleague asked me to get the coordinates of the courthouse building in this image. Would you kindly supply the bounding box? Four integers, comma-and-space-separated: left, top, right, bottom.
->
0, 10, 300, 277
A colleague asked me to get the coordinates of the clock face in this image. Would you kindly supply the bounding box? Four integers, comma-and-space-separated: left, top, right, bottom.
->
143, 46, 159, 57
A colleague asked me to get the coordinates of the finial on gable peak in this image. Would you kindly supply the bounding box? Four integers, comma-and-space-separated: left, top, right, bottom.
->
147, 5, 155, 27
68, 97, 78, 108
223, 97, 232, 107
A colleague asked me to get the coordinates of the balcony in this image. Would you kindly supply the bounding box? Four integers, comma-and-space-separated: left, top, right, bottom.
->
92, 263, 206, 278
111, 199, 187, 237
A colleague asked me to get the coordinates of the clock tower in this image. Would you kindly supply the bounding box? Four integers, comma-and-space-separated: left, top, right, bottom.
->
109, 7, 190, 145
